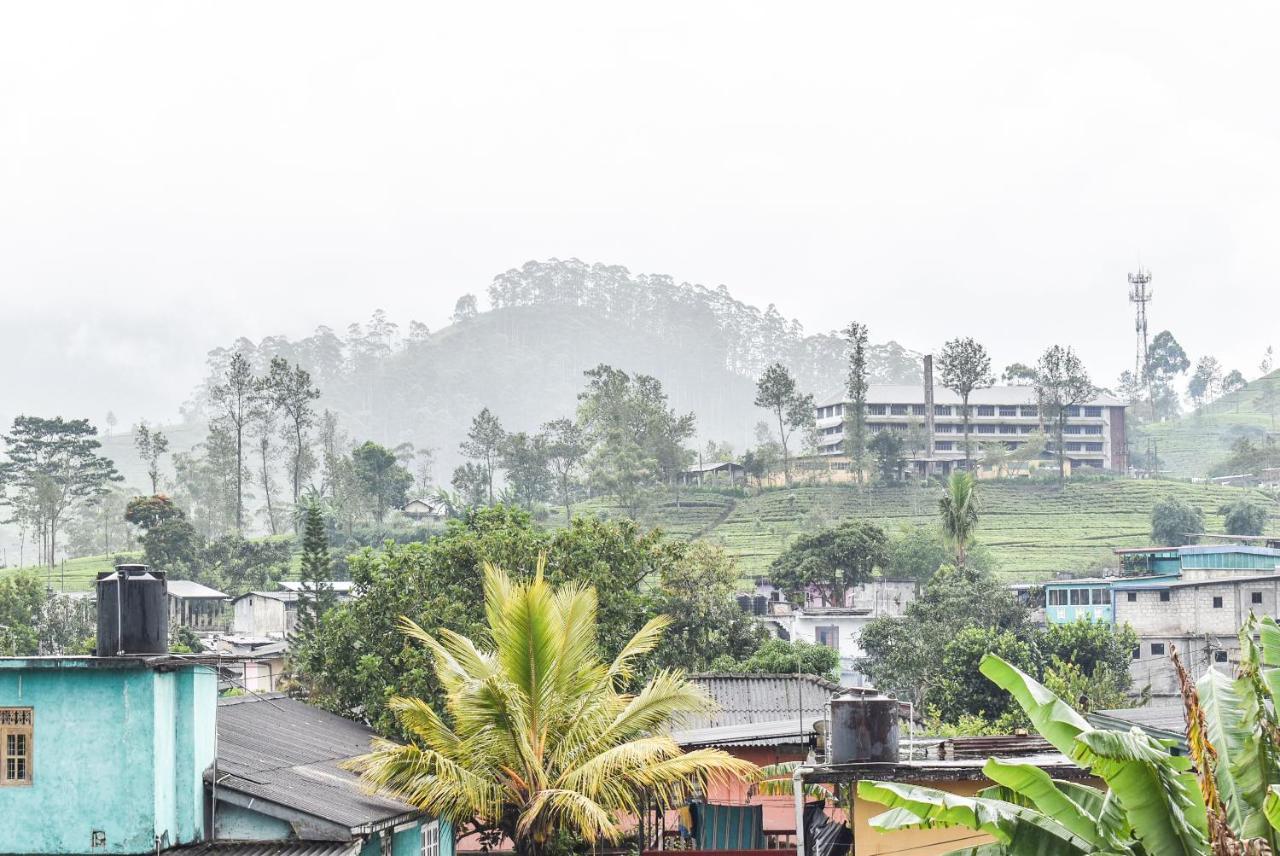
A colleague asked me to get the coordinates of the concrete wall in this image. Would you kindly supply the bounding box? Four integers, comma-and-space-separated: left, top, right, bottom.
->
362, 820, 455, 856
212, 802, 294, 841
0, 660, 216, 855
1114, 579, 1280, 637
233, 596, 290, 637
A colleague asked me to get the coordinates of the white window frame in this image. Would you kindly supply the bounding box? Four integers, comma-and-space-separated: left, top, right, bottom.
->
421, 820, 440, 856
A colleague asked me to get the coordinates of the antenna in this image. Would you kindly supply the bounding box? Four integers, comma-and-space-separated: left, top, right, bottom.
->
1128, 268, 1153, 415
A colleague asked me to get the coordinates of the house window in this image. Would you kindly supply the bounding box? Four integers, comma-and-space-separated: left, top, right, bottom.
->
1213, 596, 1224, 609
815, 626, 840, 651
1084, 406, 1103, 418
1020, 406, 1038, 417
1215, 651, 1229, 664
911, 404, 926, 416
1126, 592, 1137, 602
998, 406, 1018, 417
421, 820, 440, 856
976, 405, 995, 417
1092, 588, 1111, 605
1150, 642, 1166, 656
1159, 591, 1170, 602
935, 405, 952, 416
890, 404, 909, 415
1253, 592, 1263, 605
0, 708, 33, 786
1132, 646, 1141, 660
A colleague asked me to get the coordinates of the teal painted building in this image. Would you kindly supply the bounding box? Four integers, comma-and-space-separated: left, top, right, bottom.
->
0, 657, 450, 855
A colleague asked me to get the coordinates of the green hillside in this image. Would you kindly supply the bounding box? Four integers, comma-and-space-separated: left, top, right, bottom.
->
1136, 370, 1280, 478
553, 479, 1280, 581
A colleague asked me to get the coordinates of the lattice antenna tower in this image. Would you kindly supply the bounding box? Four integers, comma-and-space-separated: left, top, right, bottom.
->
1128, 268, 1153, 412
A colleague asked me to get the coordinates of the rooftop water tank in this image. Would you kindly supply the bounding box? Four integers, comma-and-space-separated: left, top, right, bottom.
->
829, 694, 900, 764
96, 564, 168, 656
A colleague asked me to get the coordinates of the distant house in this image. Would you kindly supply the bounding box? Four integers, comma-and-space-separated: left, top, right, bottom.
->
679, 461, 746, 486
214, 637, 289, 692
231, 590, 300, 638
278, 580, 358, 602
401, 497, 446, 520
166, 580, 230, 633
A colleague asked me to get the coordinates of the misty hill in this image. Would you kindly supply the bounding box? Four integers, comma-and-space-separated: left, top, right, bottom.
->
188, 259, 923, 475
1136, 369, 1280, 478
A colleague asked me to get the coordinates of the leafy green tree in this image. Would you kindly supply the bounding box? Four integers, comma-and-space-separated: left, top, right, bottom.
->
125, 495, 203, 578
134, 420, 170, 496
452, 293, 478, 322
939, 471, 979, 567
753, 362, 814, 485
1152, 495, 1205, 546
208, 351, 255, 530
867, 429, 905, 483
0, 572, 42, 654
353, 564, 755, 852
249, 375, 283, 535
460, 408, 506, 505
200, 534, 291, 594
859, 564, 1029, 710
1220, 500, 1268, 537
981, 440, 1012, 478
450, 463, 490, 508
1002, 362, 1038, 384
265, 356, 321, 509
884, 525, 951, 582
1034, 345, 1095, 484
170, 423, 239, 539
351, 440, 414, 524
843, 321, 870, 481
500, 432, 553, 509
294, 501, 336, 645
1188, 356, 1223, 411
930, 625, 1040, 722
1146, 329, 1191, 420
716, 638, 841, 683
1, 416, 122, 567
769, 520, 888, 606
938, 337, 995, 467
541, 418, 587, 522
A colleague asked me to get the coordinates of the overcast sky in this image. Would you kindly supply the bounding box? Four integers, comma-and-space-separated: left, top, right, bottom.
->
3, 1, 1278, 430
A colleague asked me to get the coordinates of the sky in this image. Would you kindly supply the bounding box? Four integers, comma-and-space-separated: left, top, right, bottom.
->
2, 1, 1278, 430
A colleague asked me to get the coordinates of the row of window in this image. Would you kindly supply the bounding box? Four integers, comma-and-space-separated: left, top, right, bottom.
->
1064, 442, 1105, 453
852, 404, 1107, 418
1059, 589, 1268, 608
1133, 642, 1231, 664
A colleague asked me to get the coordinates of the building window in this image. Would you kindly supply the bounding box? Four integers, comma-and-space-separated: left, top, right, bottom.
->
976, 405, 995, 417
935, 441, 953, 451
1253, 592, 1264, 604
1069, 589, 1086, 605
1132, 646, 1141, 660
868, 405, 885, 416
1084, 406, 1103, 418
1159, 591, 1170, 602
1213, 596, 1224, 609
998, 406, 1018, 417
935, 405, 952, 416
976, 425, 996, 434
1126, 591, 1137, 602
890, 404, 909, 415
0, 708, 33, 787
1020, 406, 1038, 417
1092, 588, 1111, 605
911, 404, 926, 416
1065, 405, 1081, 417
421, 820, 440, 856
1150, 642, 1166, 656
815, 626, 840, 651
1215, 651, 1229, 664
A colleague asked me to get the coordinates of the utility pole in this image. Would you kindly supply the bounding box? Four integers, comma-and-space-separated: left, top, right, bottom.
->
1128, 268, 1153, 419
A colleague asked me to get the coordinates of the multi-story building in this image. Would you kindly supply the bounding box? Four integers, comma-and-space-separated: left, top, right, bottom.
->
813, 360, 1128, 475
1040, 544, 1280, 702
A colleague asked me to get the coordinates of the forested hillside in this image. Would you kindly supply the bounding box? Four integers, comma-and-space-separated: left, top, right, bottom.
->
186, 259, 921, 475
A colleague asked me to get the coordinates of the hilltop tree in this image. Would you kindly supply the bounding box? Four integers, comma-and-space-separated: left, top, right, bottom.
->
1188, 356, 1223, 411
1, 416, 121, 567
1145, 330, 1190, 420
208, 351, 255, 530
1259, 378, 1280, 429
769, 520, 888, 606
754, 362, 814, 485
1151, 495, 1204, 546
351, 440, 414, 524
294, 500, 336, 646
134, 420, 170, 495
843, 321, 870, 482
265, 357, 321, 510
460, 408, 506, 505
541, 418, 587, 522
1033, 345, 1094, 484
1222, 370, 1247, 411
452, 294, 478, 322
1220, 500, 1268, 537
938, 338, 995, 468
939, 471, 979, 567
1262, 346, 1275, 376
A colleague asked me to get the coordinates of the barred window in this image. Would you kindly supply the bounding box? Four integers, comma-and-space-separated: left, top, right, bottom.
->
1, 708, 33, 786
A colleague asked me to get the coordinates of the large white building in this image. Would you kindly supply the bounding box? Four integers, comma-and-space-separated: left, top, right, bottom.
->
814, 380, 1128, 475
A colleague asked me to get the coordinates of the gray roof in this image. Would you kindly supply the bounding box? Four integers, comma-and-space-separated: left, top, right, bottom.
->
211, 694, 421, 832
683, 461, 744, 473
279, 581, 356, 594
1114, 573, 1280, 591
816, 384, 1124, 409
1089, 704, 1189, 753
167, 580, 231, 599
684, 673, 841, 730
235, 591, 302, 604
171, 843, 360, 856
670, 714, 823, 748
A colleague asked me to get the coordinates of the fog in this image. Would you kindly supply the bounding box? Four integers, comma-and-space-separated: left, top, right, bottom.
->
3, 1, 1279, 429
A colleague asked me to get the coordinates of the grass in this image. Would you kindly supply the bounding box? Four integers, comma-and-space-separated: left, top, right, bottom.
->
0, 552, 143, 593
550, 479, 1280, 582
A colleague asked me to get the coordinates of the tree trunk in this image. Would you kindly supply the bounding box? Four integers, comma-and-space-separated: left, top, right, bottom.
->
1057, 414, 1066, 486
235, 426, 244, 531
778, 410, 790, 485
961, 393, 971, 469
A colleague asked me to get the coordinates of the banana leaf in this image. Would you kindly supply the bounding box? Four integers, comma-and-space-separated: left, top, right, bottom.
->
1074, 728, 1209, 856
978, 758, 1132, 852
978, 654, 1091, 758
858, 779, 1095, 855
1196, 667, 1273, 843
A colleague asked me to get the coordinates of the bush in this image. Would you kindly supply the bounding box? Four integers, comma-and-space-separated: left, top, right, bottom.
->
1151, 495, 1205, 546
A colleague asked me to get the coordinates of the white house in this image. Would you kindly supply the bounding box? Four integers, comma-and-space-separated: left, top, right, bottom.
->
231, 591, 299, 638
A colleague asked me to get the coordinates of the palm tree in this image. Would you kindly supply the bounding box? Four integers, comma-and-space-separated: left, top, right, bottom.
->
939, 471, 979, 567
351, 559, 757, 854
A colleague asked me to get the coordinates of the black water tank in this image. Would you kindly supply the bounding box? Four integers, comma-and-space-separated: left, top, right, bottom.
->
829, 694, 900, 764
96, 564, 168, 655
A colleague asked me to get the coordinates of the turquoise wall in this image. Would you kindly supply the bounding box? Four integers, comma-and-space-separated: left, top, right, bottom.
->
0, 660, 216, 855
214, 802, 295, 841
359, 820, 454, 856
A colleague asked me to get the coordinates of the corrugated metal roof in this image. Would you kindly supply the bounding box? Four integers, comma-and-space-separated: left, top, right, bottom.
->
170, 843, 360, 856
212, 695, 420, 830
670, 715, 822, 748
168, 580, 231, 599
683, 673, 840, 730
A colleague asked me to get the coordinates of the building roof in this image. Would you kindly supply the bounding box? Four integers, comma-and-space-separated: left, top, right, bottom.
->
682, 460, 744, 473
1114, 573, 1280, 591
278, 581, 356, 594
211, 694, 421, 832
815, 384, 1124, 409
235, 591, 302, 604
670, 714, 823, 748
170, 843, 361, 856
1089, 705, 1188, 753
167, 580, 231, 599
683, 673, 842, 730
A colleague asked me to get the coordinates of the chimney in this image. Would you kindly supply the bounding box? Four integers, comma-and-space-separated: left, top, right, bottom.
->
923, 355, 936, 476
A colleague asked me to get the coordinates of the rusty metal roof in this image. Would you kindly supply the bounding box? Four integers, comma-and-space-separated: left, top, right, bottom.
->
170, 843, 360, 856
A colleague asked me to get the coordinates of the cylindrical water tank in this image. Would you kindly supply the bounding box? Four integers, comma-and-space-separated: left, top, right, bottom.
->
96, 564, 168, 655
829, 694, 900, 764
